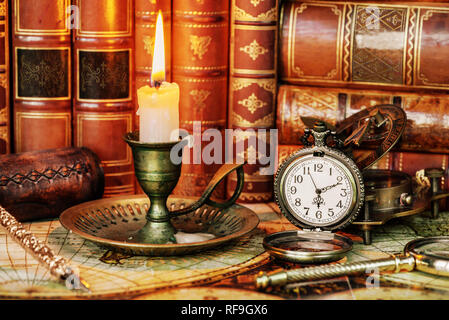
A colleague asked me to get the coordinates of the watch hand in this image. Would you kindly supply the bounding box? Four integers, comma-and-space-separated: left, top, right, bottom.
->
321, 182, 342, 194
308, 173, 321, 193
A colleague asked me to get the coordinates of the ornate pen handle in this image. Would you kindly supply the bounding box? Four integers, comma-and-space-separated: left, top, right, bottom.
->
255, 255, 416, 290
0, 206, 89, 291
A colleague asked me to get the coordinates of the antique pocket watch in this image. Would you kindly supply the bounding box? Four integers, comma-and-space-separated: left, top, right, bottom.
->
266, 105, 407, 264
266, 121, 364, 264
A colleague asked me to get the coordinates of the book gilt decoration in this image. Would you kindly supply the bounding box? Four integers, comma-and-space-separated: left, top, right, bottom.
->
240, 40, 268, 61
79, 51, 130, 100
190, 35, 212, 60
17, 49, 69, 98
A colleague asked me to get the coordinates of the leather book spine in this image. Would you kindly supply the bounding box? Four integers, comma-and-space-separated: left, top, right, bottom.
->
73, 0, 135, 197
12, 0, 72, 153
171, 0, 229, 199
0, 147, 104, 222
227, 0, 279, 203
277, 84, 449, 154
0, 0, 8, 154
280, 0, 449, 91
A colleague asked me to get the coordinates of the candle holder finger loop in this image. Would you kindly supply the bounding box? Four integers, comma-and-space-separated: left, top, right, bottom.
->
171, 163, 245, 217
205, 164, 245, 210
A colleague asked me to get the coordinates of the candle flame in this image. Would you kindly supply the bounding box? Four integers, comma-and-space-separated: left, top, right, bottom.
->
151, 10, 166, 85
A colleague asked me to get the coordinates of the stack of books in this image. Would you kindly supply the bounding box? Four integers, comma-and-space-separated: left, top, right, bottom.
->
277, 0, 449, 192
2, 0, 449, 203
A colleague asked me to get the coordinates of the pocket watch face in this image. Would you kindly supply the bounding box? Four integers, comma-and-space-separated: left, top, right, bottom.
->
278, 153, 359, 229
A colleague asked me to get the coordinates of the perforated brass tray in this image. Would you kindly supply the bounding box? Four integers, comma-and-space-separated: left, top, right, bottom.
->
59, 195, 260, 256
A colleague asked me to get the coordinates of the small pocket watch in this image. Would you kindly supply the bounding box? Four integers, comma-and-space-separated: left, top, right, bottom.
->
266, 121, 365, 264
275, 121, 365, 231
265, 105, 407, 264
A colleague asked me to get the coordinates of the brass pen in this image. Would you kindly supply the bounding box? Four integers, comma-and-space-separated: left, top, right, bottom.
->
0, 205, 90, 293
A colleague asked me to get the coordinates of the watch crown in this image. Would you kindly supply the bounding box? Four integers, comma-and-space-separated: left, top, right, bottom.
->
310, 121, 331, 147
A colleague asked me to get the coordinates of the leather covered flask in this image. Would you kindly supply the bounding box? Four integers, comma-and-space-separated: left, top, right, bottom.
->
0, 147, 104, 221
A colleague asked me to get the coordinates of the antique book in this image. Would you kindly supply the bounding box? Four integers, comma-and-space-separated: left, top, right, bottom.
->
73, 0, 135, 197
12, 0, 72, 153
280, 0, 449, 91
277, 85, 449, 154
0, 0, 8, 154
171, 0, 229, 199
227, 0, 279, 203
0, 147, 104, 222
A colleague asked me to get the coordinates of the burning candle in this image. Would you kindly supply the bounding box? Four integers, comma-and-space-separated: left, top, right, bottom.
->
137, 11, 180, 143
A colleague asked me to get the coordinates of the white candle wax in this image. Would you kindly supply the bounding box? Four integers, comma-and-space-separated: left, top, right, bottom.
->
137, 82, 180, 143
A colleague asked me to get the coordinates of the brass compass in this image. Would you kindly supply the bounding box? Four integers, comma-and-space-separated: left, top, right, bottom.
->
337, 104, 407, 169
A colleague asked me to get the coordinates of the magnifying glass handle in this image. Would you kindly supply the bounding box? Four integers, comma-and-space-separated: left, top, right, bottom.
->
255, 255, 415, 290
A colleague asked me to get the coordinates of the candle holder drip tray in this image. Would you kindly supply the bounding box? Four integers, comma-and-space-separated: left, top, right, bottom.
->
60, 195, 259, 256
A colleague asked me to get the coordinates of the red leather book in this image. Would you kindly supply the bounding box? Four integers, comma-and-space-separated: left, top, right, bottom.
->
12, 0, 72, 153
73, 0, 135, 198
0, 0, 9, 154
171, 0, 229, 199
227, 0, 279, 203
277, 85, 449, 154
280, 0, 449, 92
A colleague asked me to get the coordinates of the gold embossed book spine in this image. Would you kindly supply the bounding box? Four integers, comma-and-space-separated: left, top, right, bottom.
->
12, 0, 72, 153
227, 0, 279, 203
281, 0, 449, 91
73, 0, 135, 197
171, 0, 229, 199
0, 0, 8, 154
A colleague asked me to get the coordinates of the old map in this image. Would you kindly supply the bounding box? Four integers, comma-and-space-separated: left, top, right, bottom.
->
1, 202, 449, 299
0, 218, 268, 299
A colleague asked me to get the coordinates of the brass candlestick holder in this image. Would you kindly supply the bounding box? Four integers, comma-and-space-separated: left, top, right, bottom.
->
123, 132, 245, 245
